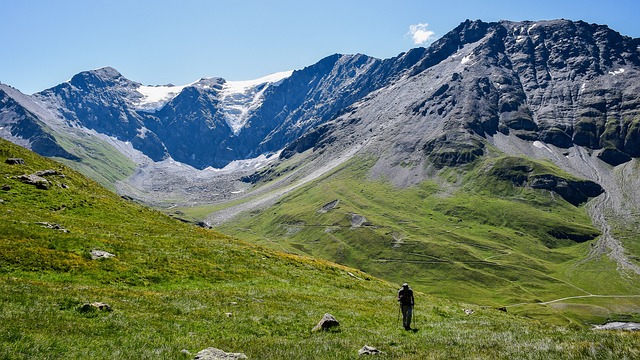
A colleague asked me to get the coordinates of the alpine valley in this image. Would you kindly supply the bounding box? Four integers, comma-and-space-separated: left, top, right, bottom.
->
2, 17, 640, 335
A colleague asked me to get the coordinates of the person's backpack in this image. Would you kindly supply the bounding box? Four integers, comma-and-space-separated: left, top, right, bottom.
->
398, 288, 413, 305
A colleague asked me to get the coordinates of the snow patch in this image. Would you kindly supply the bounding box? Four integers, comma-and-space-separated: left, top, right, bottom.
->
203, 151, 281, 175
136, 127, 150, 139
527, 23, 538, 33
134, 83, 190, 111
533, 140, 553, 153
608, 68, 625, 76
516, 35, 526, 43
218, 71, 293, 134
223, 71, 292, 94
461, 54, 473, 65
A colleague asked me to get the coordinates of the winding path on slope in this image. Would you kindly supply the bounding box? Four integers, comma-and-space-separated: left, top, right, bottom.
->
505, 294, 640, 309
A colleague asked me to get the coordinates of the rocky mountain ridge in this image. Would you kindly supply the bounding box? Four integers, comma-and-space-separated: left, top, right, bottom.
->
1, 19, 639, 214
287, 19, 640, 169
2, 49, 427, 170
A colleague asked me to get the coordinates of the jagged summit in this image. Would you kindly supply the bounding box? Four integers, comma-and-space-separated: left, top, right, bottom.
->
300, 18, 640, 171
67, 66, 138, 90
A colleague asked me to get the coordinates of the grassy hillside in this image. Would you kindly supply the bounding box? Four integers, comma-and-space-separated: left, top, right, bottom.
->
1, 139, 639, 359
51, 130, 137, 191
217, 155, 640, 327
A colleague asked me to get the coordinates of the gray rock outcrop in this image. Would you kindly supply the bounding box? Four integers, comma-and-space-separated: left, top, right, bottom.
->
16, 174, 49, 189
90, 249, 115, 260
5, 158, 25, 165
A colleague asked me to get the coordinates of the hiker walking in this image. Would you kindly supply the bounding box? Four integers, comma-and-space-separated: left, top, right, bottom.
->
397, 283, 414, 330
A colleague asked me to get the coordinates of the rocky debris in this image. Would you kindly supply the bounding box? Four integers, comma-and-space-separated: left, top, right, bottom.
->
351, 213, 367, 228
358, 345, 382, 356
464, 309, 475, 315
35, 222, 69, 233
90, 249, 115, 260
16, 174, 49, 189
592, 322, 640, 331
34, 169, 63, 177
5, 158, 25, 165
318, 200, 339, 214
1, 184, 10, 191
193, 347, 247, 360
79, 302, 112, 312
312, 313, 340, 332
497, 307, 508, 312
12, 170, 65, 190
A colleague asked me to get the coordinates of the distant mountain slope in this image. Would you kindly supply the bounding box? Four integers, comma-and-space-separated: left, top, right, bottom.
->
13, 50, 424, 170
284, 19, 640, 171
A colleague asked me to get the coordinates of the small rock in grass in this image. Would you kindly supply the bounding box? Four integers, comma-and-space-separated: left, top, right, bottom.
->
79, 302, 112, 312
193, 347, 247, 360
5, 158, 25, 165
90, 249, 115, 260
358, 345, 382, 355
312, 313, 340, 332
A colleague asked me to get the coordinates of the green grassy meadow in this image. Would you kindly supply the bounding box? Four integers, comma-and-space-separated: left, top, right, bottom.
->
1, 139, 639, 359
217, 155, 640, 327
53, 130, 137, 191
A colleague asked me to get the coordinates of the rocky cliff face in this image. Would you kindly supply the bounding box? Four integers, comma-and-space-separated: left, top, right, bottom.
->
288, 19, 640, 170
0, 85, 79, 160
421, 19, 640, 166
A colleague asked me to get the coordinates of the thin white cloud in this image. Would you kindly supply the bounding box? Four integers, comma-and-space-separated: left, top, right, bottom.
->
408, 23, 435, 45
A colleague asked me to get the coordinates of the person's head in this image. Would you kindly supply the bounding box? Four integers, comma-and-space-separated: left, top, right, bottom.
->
402, 283, 409, 288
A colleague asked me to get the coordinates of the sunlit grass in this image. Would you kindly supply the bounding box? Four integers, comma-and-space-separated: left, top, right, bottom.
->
1, 139, 639, 359
218, 155, 640, 325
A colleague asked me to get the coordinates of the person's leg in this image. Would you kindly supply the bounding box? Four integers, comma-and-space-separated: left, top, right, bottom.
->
401, 305, 410, 329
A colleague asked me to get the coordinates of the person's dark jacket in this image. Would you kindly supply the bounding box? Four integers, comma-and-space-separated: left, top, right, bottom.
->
397, 287, 414, 306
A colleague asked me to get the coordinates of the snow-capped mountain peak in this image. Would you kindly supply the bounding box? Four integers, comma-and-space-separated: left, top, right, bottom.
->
219, 70, 293, 134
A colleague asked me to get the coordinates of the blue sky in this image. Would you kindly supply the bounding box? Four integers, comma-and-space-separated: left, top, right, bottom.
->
2, 0, 639, 94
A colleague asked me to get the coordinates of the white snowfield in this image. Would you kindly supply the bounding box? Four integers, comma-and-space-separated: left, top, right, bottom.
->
132, 70, 293, 133
134, 83, 191, 111
219, 70, 293, 134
